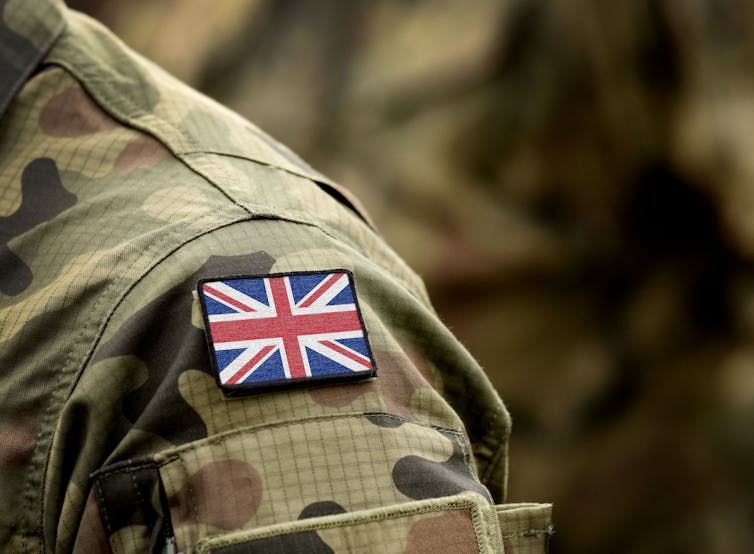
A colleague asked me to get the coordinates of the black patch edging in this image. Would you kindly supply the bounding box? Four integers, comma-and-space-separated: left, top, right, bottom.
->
197, 269, 377, 397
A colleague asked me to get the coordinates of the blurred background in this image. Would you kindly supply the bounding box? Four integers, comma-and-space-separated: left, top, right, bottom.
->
67, 0, 754, 551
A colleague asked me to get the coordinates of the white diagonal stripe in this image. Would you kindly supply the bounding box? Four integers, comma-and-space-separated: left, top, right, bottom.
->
205, 281, 270, 312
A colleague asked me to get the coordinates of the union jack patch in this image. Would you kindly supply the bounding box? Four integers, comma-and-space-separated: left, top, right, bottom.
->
198, 270, 376, 395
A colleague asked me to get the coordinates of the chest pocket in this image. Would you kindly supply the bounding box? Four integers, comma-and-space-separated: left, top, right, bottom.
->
91, 413, 552, 553
196, 494, 552, 554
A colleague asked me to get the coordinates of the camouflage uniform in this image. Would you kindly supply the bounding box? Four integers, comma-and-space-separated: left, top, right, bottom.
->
0, 0, 552, 552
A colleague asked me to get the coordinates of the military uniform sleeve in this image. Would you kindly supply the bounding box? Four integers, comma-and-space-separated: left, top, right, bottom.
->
0, 3, 551, 550
60, 207, 549, 553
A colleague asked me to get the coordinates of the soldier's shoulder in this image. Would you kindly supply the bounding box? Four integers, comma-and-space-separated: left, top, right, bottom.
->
46, 8, 338, 197
42, 7, 378, 230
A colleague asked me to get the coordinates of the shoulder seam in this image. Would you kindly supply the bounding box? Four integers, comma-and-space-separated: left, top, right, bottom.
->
44, 10, 377, 228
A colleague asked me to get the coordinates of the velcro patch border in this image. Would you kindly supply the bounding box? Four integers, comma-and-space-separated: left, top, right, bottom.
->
197, 269, 377, 396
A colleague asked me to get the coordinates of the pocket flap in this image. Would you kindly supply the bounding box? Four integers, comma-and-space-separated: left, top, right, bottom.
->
197, 492, 503, 554
496, 503, 553, 553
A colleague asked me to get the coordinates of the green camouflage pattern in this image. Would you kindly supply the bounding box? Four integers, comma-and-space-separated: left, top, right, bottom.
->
0, 0, 550, 552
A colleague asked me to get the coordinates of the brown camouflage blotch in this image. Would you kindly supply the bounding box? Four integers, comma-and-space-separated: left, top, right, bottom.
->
307, 380, 371, 408
39, 86, 118, 137
405, 345, 437, 388
0, 415, 35, 467
404, 510, 478, 553
168, 459, 262, 530
72, 488, 110, 554
376, 349, 434, 419
308, 348, 433, 418
114, 133, 172, 173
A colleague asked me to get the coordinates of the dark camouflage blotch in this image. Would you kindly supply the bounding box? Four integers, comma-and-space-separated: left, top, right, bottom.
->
0, 306, 68, 398
392, 430, 490, 502
298, 501, 348, 520
0, 158, 76, 295
168, 460, 262, 530
93, 252, 275, 447
365, 412, 405, 428
0, 0, 42, 115
92, 462, 161, 534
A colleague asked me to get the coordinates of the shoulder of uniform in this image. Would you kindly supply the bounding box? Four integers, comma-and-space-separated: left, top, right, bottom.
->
44, 8, 374, 226
47, 9, 321, 179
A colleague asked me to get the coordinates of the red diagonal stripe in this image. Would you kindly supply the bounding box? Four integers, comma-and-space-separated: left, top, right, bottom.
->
299, 273, 343, 308
320, 340, 372, 369
225, 345, 276, 385
203, 283, 255, 312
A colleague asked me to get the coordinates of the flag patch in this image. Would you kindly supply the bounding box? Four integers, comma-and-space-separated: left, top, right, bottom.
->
198, 270, 376, 395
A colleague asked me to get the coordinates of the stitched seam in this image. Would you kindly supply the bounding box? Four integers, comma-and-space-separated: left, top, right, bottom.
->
36, 211, 243, 548
92, 461, 158, 480
181, 454, 200, 547
40, 59, 252, 217
156, 412, 466, 465
130, 471, 147, 528
501, 528, 554, 538
469, 504, 487, 553
448, 431, 493, 504
0, 3, 65, 117
179, 149, 334, 187
94, 476, 121, 554
36, 67, 413, 298
93, 478, 112, 537
200, 500, 482, 548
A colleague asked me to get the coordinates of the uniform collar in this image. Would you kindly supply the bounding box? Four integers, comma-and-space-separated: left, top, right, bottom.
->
0, 0, 66, 120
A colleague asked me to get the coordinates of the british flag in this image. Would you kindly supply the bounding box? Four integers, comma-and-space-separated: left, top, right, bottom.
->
198, 270, 376, 393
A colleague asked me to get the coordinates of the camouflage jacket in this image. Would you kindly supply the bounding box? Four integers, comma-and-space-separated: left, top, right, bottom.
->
0, 1, 552, 552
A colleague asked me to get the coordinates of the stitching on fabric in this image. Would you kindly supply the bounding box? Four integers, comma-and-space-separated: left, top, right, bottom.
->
93, 477, 113, 536
181, 149, 334, 187
93, 461, 158, 480
39, 60, 252, 217
501, 528, 554, 538
47, 49, 331, 219
40, 62, 414, 300
181, 454, 200, 546
468, 504, 487, 553
444, 429, 491, 504
33, 244, 123, 546
156, 411, 467, 466
34, 209, 238, 549
130, 471, 147, 527
0, 2, 65, 118
199, 499, 484, 548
